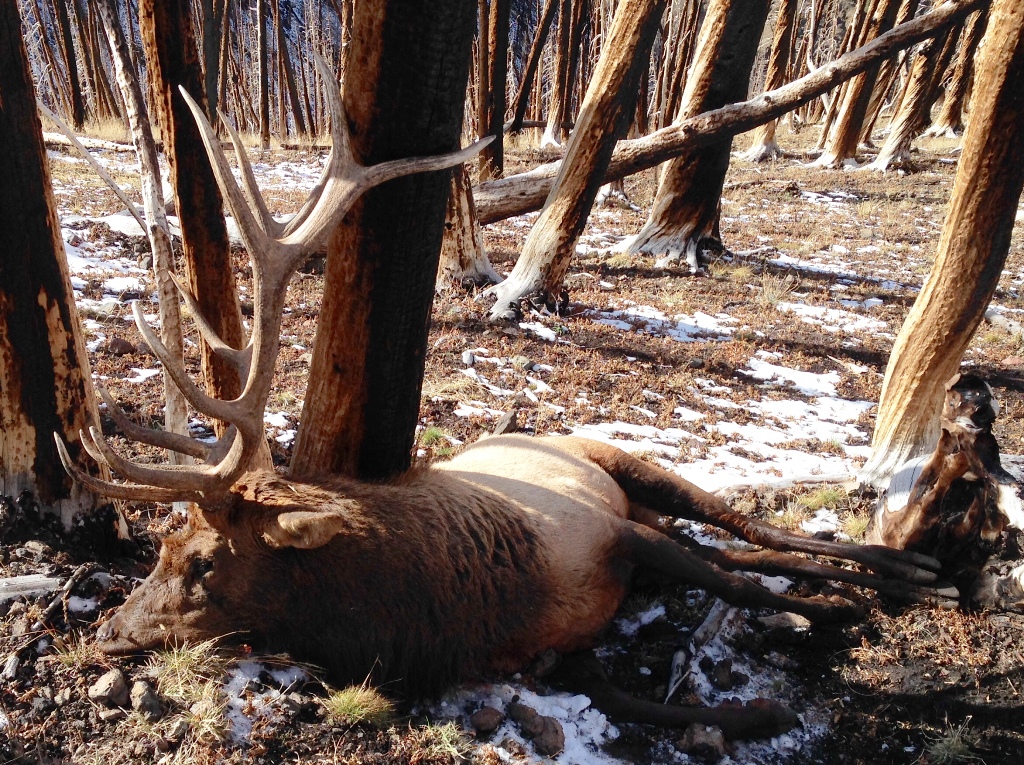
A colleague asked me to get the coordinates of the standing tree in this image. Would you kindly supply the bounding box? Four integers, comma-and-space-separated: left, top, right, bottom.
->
742, 0, 799, 162
629, 0, 771, 269
291, 0, 479, 480
138, 0, 249, 425
484, 0, 669, 318
480, 0, 512, 178
860, 0, 1024, 489
0, 0, 102, 524
924, 8, 988, 137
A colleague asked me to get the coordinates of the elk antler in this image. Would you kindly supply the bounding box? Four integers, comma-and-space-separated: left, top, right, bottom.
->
56, 55, 490, 505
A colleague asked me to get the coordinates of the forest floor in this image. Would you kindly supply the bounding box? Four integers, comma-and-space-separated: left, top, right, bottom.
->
2, 124, 1024, 764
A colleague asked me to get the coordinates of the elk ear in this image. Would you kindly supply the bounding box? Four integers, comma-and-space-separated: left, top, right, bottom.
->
262, 510, 347, 550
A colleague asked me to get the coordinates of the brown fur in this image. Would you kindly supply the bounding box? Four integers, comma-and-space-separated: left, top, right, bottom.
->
99, 434, 941, 703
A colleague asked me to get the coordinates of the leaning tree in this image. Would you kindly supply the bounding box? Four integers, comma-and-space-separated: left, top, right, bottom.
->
0, 0, 102, 524
860, 0, 1024, 489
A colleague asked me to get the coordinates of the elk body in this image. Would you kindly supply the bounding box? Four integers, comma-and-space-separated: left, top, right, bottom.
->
58, 60, 951, 739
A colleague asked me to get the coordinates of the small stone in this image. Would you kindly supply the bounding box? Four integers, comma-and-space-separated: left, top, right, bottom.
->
166, 717, 190, 742
508, 701, 544, 737
1, 654, 19, 681
533, 717, 565, 756
470, 706, 505, 736
89, 668, 130, 707
677, 723, 727, 758
99, 707, 126, 722
711, 659, 736, 691
462, 350, 476, 367
510, 355, 535, 371
130, 680, 163, 721
686, 358, 705, 369
106, 337, 137, 356
138, 254, 154, 271
55, 687, 73, 706
757, 613, 812, 631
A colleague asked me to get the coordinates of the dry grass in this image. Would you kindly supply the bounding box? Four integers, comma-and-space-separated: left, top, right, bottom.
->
404, 721, 474, 763
322, 685, 395, 728
49, 633, 112, 669
922, 718, 983, 765
797, 485, 848, 511
756, 272, 796, 308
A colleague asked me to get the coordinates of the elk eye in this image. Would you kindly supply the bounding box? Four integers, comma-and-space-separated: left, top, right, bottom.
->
191, 557, 215, 579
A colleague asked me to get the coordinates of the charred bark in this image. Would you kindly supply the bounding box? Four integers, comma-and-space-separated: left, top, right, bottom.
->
629, 0, 771, 268
860, 0, 1024, 489
508, 0, 559, 134
438, 164, 499, 290
0, 0, 102, 523
291, 0, 476, 480
480, 0, 512, 179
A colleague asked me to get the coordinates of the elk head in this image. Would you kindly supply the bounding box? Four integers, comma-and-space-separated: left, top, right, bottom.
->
56, 56, 488, 652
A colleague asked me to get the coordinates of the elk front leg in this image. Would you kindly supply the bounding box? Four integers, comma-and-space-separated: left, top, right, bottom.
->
572, 438, 942, 583
553, 652, 798, 740
616, 521, 863, 623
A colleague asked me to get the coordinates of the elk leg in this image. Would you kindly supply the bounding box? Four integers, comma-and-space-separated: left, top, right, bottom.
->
617, 521, 863, 623
681, 541, 960, 607
578, 440, 942, 582
553, 651, 798, 740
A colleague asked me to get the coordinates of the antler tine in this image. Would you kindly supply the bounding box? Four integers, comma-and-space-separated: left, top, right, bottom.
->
131, 302, 240, 424
219, 116, 285, 238
54, 434, 204, 504
168, 273, 253, 381
97, 385, 211, 461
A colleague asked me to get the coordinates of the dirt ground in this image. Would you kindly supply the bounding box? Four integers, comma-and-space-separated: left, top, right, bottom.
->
3, 125, 1024, 764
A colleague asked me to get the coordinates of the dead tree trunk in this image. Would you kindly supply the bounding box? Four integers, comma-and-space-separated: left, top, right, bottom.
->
868, 30, 950, 171
543, 0, 574, 146
480, 0, 512, 178
629, 0, 771, 269
0, 0, 102, 523
860, 0, 1024, 490
138, 0, 249, 431
473, 0, 986, 223
508, 0, 559, 133
257, 0, 270, 148
97, 0, 189, 473
858, 0, 921, 145
438, 164, 499, 290
742, 0, 798, 161
484, 0, 668, 317
52, 0, 85, 128
291, 0, 476, 480
275, 0, 306, 135
814, 0, 902, 167
925, 8, 987, 137
200, 0, 227, 121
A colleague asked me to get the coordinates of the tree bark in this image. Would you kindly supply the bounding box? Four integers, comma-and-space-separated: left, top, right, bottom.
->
97, 0, 189, 472
814, 0, 902, 167
474, 0, 987, 224
742, 0, 798, 161
291, 0, 476, 480
543, 0, 574, 146
52, 0, 85, 129
508, 0, 559, 134
0, 0, 101, 523
200, 0, 227, 121
868, 30, 949, 170
484, 0, 668, 317
275, 0, 307, 136
438, 164, 499, 290
480, 0, 512, 178
257, 0, 270, 148
858, 0, 921, 145
629, 0, 771, 268
925, 8, 987, 137
138, 0, 247, 427
859, 0, 1024, 489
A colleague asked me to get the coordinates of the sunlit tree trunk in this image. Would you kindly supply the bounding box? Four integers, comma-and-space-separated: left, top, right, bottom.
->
257, 0, 270, 148
543, 0, 573, 146
0, 0, 102, 523
292, 0, 476, 480
480, 0, 512, 178
814, 0, 901, 167
860, 0, 1024, 489
485, 0, 669, 317
924, 8, 987, 137
628, 0, 771, 269
438, 164, 499, 289
742, 0, 798, 161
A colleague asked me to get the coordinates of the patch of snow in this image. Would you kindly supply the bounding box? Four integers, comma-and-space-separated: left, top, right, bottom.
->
125, 368, 161, 384
740, 358, 841, 397
520, 322, 558, 342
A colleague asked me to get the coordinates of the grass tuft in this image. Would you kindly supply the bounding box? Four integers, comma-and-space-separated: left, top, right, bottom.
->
406, 721, 474, 762
922, 717, 983, 765
323, 685, 395, 728
797, 485, 848, 511
757, 272, 796, 307
147, 637, 231, 708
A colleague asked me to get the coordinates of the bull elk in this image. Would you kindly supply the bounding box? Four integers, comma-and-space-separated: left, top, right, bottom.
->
56, 60, 952, 740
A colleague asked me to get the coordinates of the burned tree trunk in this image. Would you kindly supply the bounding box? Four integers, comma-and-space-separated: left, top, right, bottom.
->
925, 8, 987, 137
257, 0, 270, 149
814, 0, 902, 167
52, 0, 85, 129
480, 0, 511, 179
543, 0, 574, 147
628, 0, 771, 269
291, 0, 476, 480
138, 0, 248, 428
860, 0, 1024, 489
437, 164, 498, 290
508, 0, 559, 134
483, 0, 667, 318
0, 0, 102, 523
742, 0, 798, 162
